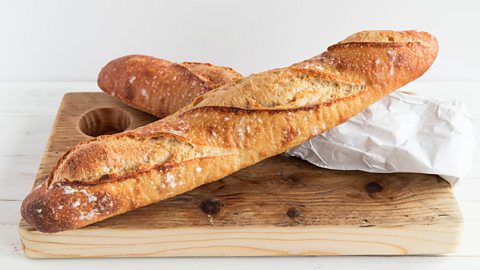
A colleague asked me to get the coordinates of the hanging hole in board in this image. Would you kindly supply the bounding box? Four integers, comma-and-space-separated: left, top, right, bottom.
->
79, 107, 132, 137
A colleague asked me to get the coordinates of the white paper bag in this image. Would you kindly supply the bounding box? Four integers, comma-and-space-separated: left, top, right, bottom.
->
287, 92, 475, 185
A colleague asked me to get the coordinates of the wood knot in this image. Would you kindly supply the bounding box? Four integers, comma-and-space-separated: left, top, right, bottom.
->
200, 199, 220, 215
364, 182, 383, 194
286, 208, 300, 219
282, 174, 302, 184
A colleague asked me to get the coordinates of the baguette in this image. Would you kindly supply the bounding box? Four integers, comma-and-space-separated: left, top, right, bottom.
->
22, 30, 438, 233
98, 55, 242, 118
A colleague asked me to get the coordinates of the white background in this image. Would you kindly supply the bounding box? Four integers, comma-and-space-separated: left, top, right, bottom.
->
1, 0, 480, 82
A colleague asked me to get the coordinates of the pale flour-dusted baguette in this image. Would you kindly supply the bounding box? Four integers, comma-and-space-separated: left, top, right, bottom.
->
22, 30, 438, 233
98, 55, 242, 118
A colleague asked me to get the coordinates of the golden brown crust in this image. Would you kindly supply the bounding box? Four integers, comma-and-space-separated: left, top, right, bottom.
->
22, 30, 438, 233
181, 62, 243, 89
97, 55, 242, 118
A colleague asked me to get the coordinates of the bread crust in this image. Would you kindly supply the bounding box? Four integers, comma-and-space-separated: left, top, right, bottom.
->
98, 55, 242, 118
22, 30, 438, 233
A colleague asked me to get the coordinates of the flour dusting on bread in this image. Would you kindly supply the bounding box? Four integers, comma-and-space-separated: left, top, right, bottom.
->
22, 30, 438, 232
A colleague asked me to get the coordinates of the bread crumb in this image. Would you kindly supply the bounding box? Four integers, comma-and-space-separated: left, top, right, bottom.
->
195, 167, 202, 173
35, 209, 42, 214
207, 214, 214, 225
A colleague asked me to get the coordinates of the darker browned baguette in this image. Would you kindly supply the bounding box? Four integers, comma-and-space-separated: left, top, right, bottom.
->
98, 55, 242, 118
22, 30, 438, 233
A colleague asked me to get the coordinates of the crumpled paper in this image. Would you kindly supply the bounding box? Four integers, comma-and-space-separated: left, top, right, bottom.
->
287, 92, 475, 185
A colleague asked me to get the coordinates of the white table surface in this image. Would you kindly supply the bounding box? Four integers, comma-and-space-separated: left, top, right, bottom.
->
0, 82, 479, 269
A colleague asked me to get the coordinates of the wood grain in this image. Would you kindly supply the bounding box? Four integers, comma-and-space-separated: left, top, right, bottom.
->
18, 92, 463, 258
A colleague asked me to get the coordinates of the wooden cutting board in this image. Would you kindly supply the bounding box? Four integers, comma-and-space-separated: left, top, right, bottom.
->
18, 92, 463, 258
